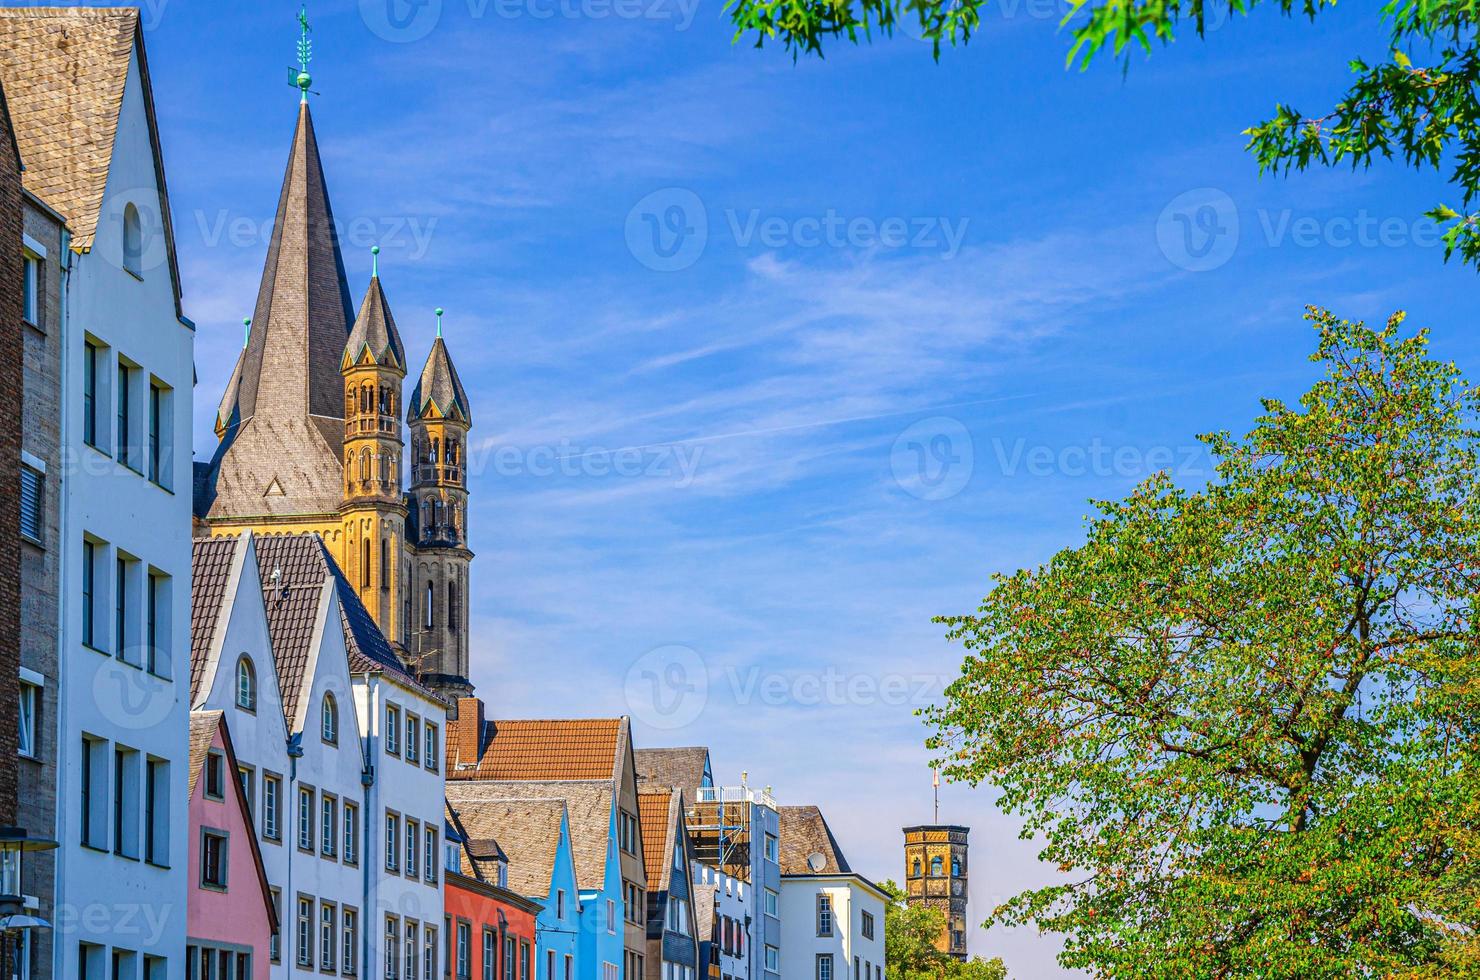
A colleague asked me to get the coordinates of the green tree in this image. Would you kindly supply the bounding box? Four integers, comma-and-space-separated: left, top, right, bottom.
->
881, 881, 1009, 980
922, 308, 1480, 978
724, 0, 1480, 267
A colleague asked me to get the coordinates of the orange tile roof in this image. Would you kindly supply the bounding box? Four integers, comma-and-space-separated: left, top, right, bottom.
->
638, 790, 675, 888
453, 718, 623, 781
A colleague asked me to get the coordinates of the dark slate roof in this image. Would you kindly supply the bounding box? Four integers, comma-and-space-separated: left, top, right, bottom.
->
635, 747, 711, 798
446, 780, 614, 891
214, 347, 244, 436
343, 275, 406, 371
778, 805, 852, 876
199, 101, 353, 522
408, 337, 471, 424
190, 536, 240, 703
444, 793, 567, 900
252, 533, 421, 729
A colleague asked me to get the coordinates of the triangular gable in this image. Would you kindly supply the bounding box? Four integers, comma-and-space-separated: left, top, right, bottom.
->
192, 713, 280, 934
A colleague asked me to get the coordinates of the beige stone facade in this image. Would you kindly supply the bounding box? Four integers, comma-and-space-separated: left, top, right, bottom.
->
902, 825, 970, 960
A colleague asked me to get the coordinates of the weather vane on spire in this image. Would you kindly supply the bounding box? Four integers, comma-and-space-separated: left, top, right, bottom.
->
290, 5, 315, 102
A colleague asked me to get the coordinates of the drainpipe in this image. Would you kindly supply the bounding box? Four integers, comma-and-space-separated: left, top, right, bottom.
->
359, 673, 376, 980
50, 228, 72, 980
288, 732, 303, 979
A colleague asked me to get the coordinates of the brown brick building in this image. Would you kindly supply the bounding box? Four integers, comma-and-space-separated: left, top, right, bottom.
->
902, 825, 970, 960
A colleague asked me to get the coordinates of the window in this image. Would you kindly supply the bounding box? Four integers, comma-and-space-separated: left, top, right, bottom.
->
362, 538, 371, 588
405, 922, 420, 980
481, 931, 495, 980
764, 833, 778, 864
117, 361, 134, 468
147, 382, 165, 484
146, 571, 168, 676
20, 464, 42, 543
952, 857, 962, 877
298, 898, 315, 968
424, 581, 434, 629
299, 787, 315, 851
503, 937, 515, 980
236, 657, 256, 712
113, 746, 139, 857
343, 908, 359, 976
386, 704, 401, 755
123, 203, 143, 276
763, 888, 779, 917
385, 917, 400, 980
425, 723, 439, 773
321, 903, 338, 972
236, 766, 255, 818
344, 801, 359, 865
624, 880, 643, 924
456, 923, 470, 980
146, 758, 168, 866
447, 583, 458, 633
816, 956, 833, 980
556, 890, 565, 920
83, 341, 100, 448
765, 948, 779, 973
322, 795, 338, 858
406, 819, 419, 879
929, 856, 943, 877
322, 693, 339, 744
82, 539, 98, 648
816, 895, 833, 937
667, 897, 691, 936
563, 956, 571, 980
861, 911, 875, 941
618, 810, 638, 854
854, 958, 859, 980
423, 926, 436, 980
115, 554, 134, 661
911, 858, 921, 878
201, 829, 228, 888
22, 250, 38, 325
424, 826, 437, 882
269, 889, 283, 962
386, 813, 400, 871
607, 899, 617, 935
406, 715, 420, 765
381, 539, 390, 588
519, 943, 529, 980
263, 773, 282, 841
17, 681, 36, 758
546, 952, 554, 980
81, 737, 104, 848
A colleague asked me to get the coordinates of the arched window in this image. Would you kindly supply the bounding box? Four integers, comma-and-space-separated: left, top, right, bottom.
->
346, 387, 356, 416
359, 449, 370, 482
236, 655, 257, 711
122, 203, 143, 275
361, 538, 371, 588
433, 499, 444, 529
930, 856, 943, 877
378, 452, 390, 484
952, 858, 962, 877
424, 580, 434, 629
912, 858, 922, 878
381, 539, 390, 588
322, 693, 339, 745
422, 499, 432, 530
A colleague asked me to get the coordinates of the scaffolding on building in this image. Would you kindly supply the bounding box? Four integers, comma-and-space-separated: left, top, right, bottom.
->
686, 775, 775, 883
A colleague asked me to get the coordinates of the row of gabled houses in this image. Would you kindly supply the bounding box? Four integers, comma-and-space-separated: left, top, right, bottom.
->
0, 11, 889, 980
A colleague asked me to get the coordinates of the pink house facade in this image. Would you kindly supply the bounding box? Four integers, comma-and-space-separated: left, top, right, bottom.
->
187, 711, 279, 980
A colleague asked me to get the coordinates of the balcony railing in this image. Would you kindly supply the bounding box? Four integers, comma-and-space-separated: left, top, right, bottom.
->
345, 414, 399, 437
694, 785, 777, 810
414, 463, 462, 484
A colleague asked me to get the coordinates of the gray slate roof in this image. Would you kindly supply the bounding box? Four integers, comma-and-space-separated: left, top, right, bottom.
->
446, 779, 614, 892
444, 794, 567, 900
190, 536, 239, 703
409, 336, 471, 424
635, 747, 711, 798
777, 805, 852, 876
343, 275, 405, 370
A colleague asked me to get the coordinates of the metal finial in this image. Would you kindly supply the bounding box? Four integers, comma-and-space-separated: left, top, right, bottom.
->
242, 317, 251, 349
371, 245, 380, 278
292, 5, 313, 103
435, 307, 444, 338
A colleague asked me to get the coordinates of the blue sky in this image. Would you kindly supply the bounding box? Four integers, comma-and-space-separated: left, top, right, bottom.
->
145, 0, 1478, 973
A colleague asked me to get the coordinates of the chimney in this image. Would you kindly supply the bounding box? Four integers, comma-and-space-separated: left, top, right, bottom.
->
451, 696, 485, 769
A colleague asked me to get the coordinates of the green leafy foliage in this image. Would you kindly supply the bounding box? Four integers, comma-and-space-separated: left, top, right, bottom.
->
923, 308, 1480, 977
880, 881, 1009, 980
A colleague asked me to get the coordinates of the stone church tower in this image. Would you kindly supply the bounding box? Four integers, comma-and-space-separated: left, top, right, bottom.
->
193, 98, 474, 707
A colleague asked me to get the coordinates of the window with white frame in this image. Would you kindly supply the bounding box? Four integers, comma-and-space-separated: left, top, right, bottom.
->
385, 916, 400, 980
423, 925, 436, 980
20, 463, 42, 544
21, 248, 39, 325
405, 921, 420, 980
343, 907, 359, 976
816, 895, 833, 937
405, 714, 419, 765
455, 922, 470, 980
425, 723, 439, 772
236, 656, 256, 712
321, 795, 338, 858
406, 818, 419, 879
320, 903, 338, 972
263, 773, 282, 841
386, 812, 400, 872
298, 897, 314, 968
481, 930, 495, 980
344, 801, 359, 865
816, 955, 833, 980
298, 787, 315, 851
386, 704, 401, 755
17, 679, 37, 758
765, 947, 779, 973
323, 693, 339, 745
764, 833, 778, 864
764, 888, 779, 917
424, 826, 437, 882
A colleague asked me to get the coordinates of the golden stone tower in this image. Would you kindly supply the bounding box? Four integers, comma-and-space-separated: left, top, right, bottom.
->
902, 822, 970, 960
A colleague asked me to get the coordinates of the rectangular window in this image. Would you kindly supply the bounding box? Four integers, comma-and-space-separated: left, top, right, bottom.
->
481, 930, 495, 980
406, 818, 419, 879
854, 957, 859, 980
386, 812, 400, 872
607, 899, 616, 935
861, 911, 875, 941
563, 956, 571, 980
146, 570, 168, 676
816, 956, 833, 980
764, 833, 778, 864
204, 750, 224, 801
765, 947, 779, 973
147, 382, 166, 485
322, 795, 338, 858
816, 895, 833, 937
81, 539, 99, 648
405, 921, 420, 980
264, 773, 282, 841
385, 917, 400, 980
299, 898, 315, 968
321, 902, 338, 972
83, 341, 99, 448
117, 361, 133, 468
270, 889, 283, 963
519, 943, 529, 980
386, 704, 401, 756
764, 889, 778, 918
81, 737, 103, 848
21, 251, 38, 325
201, 829, 228, 888
618, 811, 638, 854
343, 907, 359, 976
503, 937, 515, 980
344, 801, 359, 865
17, 682, 36, 758
424, 826, 437, 882
456, 923, 470, 980
114, 746, 139, 858
145, 758, 168, 866
115, 554, 132, 660
424, 926, 436, 980
299, 787, 315, 851
236, 766, 255, 818
546, 952, 554, 980
20, 464, 42, 544
425, 723, 439, 773
556, 890, 565, 920
405, 715, 420, 765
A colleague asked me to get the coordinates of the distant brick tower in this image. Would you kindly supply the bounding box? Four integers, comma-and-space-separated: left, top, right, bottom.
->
406, 310, 473, 705
340, 248, 410, 643
903, 823, 970, 960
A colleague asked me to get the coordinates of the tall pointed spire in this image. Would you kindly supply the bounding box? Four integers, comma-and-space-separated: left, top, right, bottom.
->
344, 249, 406, 370
233, 101, 354, 424
409, 317, 471, 425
